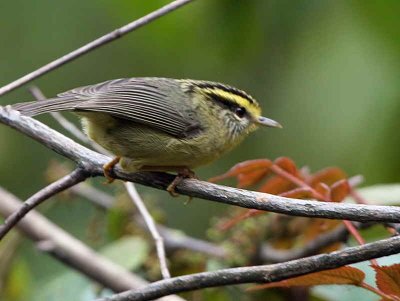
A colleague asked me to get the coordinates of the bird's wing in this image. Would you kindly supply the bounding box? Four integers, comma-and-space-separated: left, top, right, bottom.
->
60, 78, 199, 138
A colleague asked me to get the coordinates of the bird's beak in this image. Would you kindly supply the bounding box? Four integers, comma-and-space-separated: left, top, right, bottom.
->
256, 116, 282, 128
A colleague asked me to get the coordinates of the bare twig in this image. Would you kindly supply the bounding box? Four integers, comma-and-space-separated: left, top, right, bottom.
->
0, 0, 195, 96
95, 234, 400, 301
125, 182, 171, 279
155, 224, 227, 258
71, 182, 227, 258
259, 225, 349, 263
0, 168, 88, 240
1, 106, 400, 224
71, 183, 115, 209
0, 187, 185, 301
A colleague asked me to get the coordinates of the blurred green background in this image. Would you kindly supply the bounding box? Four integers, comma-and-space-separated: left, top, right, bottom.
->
0, 0, 399, 300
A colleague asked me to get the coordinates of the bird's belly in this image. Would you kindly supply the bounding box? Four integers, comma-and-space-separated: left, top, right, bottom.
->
81, 115, 231, 171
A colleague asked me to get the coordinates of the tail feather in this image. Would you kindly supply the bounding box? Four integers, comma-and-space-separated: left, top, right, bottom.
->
11, 98, 78, 117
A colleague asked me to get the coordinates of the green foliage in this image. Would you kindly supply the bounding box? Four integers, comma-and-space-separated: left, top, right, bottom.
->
100, 236, 149, 270
3, 259, 31, 301
1, 1, 400, 300
31, 236, 148, 301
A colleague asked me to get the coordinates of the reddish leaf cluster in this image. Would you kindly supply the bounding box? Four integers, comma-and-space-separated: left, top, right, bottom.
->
210, 157, 350, 239
249, 265, 400, 300
210, 157, 400, 300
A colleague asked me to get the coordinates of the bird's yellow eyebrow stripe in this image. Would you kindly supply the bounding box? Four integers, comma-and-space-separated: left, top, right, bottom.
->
202, 87, 261, 117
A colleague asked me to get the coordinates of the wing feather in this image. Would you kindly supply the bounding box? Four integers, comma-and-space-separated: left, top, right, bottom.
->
59, 78, 199, 138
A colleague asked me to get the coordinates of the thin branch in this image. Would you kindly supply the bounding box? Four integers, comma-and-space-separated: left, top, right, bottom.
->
0, 187, 185, 301
271, 164, 368, 246
1, 106, 400, 224
155, 224, 227, 258
0, 0, 195, 96
259, 224, 349, 263
125, 182, 171, 279
95, 234, 400, 301
71, 175, 227, 257
71, 183, 115, 209
0, 168, 88, 240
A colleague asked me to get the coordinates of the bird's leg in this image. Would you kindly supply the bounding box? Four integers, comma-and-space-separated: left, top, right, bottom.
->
103, 156, 121, 183
139, 166, 196, 197
166, 167, 196, 197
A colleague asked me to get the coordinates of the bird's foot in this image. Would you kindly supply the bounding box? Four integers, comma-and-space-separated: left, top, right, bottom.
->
167, 168, 196, 197
103, 156, 121, 183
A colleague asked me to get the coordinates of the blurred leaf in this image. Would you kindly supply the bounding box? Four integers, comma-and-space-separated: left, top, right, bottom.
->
354, 184, 400, 206
32, 272, 95, 301
237, 169, 269, 188
209, 159, 272, 183
373, 264, 400, 297
106, 207, 131, 239
32, 236, 148, 301
279, 187, 314, 199
258, 175, 295, 195
331, 179, 350, 202
274, 157, 298, 175
101, 236, 149, 270
315, 182, 331, 200
3, 259, 31, 301
309, 168, 347, 188
249, 266, 364, 291
206, 258, 229, 272
313, 255, 400, 301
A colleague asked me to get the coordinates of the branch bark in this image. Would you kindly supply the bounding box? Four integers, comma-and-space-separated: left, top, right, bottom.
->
1, 106, 400, 225
95, 233, 400, 301
259, 224, 349, 263
125, 182, 170, 279
0, 187, 185, 301
0, 168, 88, 240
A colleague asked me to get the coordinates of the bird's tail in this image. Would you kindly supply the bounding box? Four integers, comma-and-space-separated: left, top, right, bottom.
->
11, 98, 78, 117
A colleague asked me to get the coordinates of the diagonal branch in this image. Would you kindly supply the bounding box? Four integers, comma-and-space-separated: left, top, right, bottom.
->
0, 187, 185, 301
0, 0, 196, 96
259, 224, 350, 263
0, 168, 88, 240
125, 182, 171, 279
95, 234, 400, 301
72, 182, 227, 257
1, 106, 400, 224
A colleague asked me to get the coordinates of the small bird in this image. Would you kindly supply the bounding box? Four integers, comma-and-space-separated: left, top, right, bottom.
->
12, 77, 281, 193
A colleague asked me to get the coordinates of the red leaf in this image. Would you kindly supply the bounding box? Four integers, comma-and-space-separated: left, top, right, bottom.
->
249, 266, 365, 291
237, 169, 269, 188
314, 183, 331, 201
309, 167, 347, 188
209, 159, 272, 183
279, 187, 314, 199
274, 157, 298, 175
374, 264, 400, 297
330, 179, 351, 202
258, 176, 296, 195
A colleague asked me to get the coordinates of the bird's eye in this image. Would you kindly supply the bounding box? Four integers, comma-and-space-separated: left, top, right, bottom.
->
234, 107, 246, 118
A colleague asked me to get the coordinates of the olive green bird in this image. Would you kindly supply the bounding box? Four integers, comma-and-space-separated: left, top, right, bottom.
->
12, 77, 281, 193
